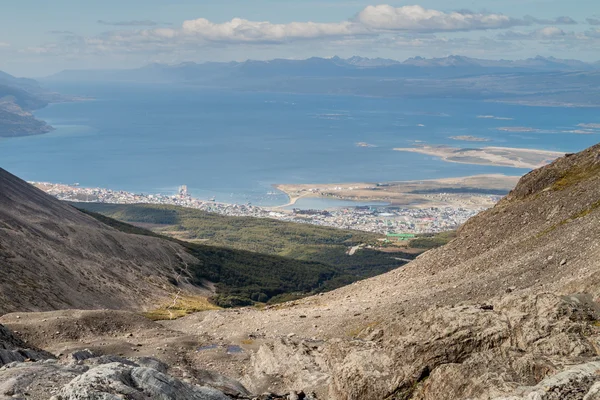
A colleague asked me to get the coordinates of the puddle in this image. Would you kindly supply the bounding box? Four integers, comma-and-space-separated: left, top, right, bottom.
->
198, 344, 245, 354
197, 344, 219, 352
226, 345, 244, 354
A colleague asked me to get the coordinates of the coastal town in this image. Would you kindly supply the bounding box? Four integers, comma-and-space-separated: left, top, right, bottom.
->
32, 181, 503, 234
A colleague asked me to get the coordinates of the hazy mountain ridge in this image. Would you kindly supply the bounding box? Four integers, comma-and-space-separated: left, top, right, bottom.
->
0, 71, 55, 137
44, 55, 600, 107
47, 55, 600, 82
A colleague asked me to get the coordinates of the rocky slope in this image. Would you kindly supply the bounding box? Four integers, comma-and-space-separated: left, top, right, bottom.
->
157, 143, 600, 399
0, 167, 206, 313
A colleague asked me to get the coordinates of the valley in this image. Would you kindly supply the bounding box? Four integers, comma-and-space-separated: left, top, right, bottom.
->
1, 144, 600, 399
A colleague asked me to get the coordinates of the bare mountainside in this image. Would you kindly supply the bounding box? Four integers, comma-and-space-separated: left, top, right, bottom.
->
0, 167, 206, 313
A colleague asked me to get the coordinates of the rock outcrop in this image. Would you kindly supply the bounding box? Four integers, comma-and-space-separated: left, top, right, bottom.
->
0, 351, 231, 400
0, 347, 319, 400
0, 324, 52, 366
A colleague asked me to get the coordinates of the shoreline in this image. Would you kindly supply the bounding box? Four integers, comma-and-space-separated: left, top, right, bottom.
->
30, 174, 518, 235
32, 172, 521, 213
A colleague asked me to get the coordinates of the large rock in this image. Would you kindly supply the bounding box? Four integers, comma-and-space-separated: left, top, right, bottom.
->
326, 294, 600, 399
62, 362, 231, 400
240, 294, 600, 399
0, 324, 53, 366
493, 362, 600, 400
0, 354, 234, 400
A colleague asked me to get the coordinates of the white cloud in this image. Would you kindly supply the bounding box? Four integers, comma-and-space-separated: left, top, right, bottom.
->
355, 5, 524, 32
0, 42, 10, 48
585, 28, 600, 38
535, 26, 567, 39
128, 4, 564, 46
525, 16, 577, 25
179, 18, 356, 42
170, 5, 531, 44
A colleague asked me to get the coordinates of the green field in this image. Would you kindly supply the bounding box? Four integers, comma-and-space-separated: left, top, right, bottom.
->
74, 203, 418, 307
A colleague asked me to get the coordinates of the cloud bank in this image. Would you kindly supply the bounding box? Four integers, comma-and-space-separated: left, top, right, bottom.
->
355, 5, 527, 32
130, 5, 575, 45
22, 4, 593, 60
179, 18, 355, 42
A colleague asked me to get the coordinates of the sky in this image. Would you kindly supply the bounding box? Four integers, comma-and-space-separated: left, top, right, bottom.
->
0, 0, 599, 77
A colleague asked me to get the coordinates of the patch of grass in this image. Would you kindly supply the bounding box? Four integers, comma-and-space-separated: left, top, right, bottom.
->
143, 295, 220, 321
267, 292, 310, 304
571, 199, 600, 219
536, 199, 600, 239
347, 320, 380, 339
408, 231, 457, 249
551, 163, 600, 192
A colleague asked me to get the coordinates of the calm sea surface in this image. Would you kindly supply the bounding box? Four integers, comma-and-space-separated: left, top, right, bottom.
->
1, 83, 599, 206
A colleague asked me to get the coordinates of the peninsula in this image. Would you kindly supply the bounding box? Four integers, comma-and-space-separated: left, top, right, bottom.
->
393, 145, 564, 169
274, 174, 519, 209
449, 135, 490, 142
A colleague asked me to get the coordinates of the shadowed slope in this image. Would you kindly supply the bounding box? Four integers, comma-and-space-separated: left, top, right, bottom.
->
0, 167, 205, 313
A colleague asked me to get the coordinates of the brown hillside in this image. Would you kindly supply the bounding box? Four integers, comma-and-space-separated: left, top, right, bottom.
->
0, 167, 206, 314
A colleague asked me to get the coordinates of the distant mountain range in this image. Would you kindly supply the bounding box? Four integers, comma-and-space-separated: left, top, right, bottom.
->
46, 55, 600, 83
401, 54, 599, 70
42, 55, 600, 108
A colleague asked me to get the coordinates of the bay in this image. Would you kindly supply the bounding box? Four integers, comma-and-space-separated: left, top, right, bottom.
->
1, 82, 598, 206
